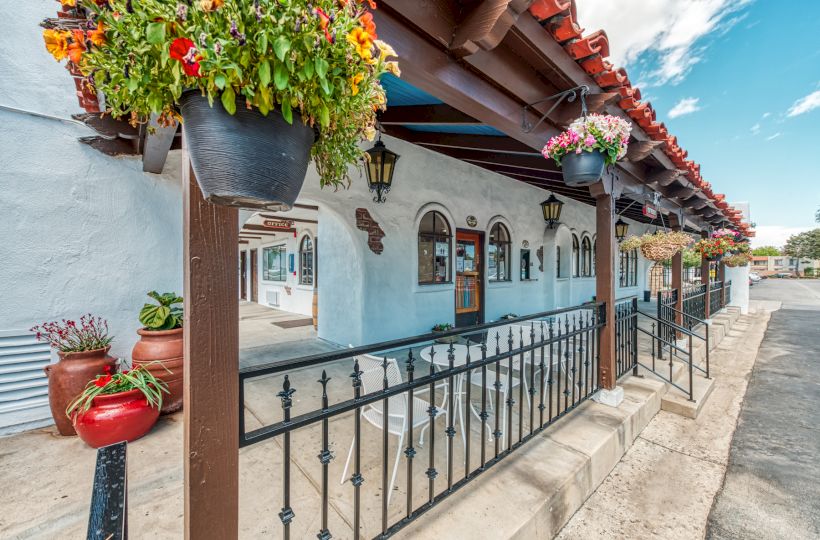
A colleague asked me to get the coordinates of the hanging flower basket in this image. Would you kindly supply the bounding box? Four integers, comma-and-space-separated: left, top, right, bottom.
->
635, 231, 693, 262
542, 114, 632, 186
695, 232, 739, 261
724, 252, 752, 267
619, 236, 643, 252
41, 1, 399, 210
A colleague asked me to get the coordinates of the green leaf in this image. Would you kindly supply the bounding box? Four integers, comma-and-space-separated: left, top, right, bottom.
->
257, 32, 268, 54
274, 63, 288, 90
146, 22, 166, 45
214, 73, 227, 90
139, 305, 170, 329
304, 60, 314, 79
319, 77, 330, 96
258, 60, 270, 87
319, 103, 330, 128
273, 37, 290, 62
221, 86, 237, 114
281, 100, 293, 124
127, 78, 139, 91
315, 57, 328, 79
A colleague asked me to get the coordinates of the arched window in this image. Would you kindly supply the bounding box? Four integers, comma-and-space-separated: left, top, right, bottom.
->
619, 248, 639, 287
630, 249, 638, 286
418, 211, 451, 284
299, 235, 314, 286
572, 234, 580, 277
592, 239, 597, 276
556, 246, 562, 278
488, 222, 511, 281
581, 236, 592, 277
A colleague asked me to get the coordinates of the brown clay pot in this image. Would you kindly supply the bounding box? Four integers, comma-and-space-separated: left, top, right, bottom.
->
131, 328, 183, 414
44, 347, 117, 436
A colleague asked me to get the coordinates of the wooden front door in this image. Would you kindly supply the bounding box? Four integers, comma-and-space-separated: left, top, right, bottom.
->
250, 249, 258, 302
240, 251, 247, 300
455, 230, 483, 327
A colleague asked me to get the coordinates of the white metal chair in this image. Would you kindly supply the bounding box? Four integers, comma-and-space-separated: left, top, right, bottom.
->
465, 345, 521, 444
339, 353, 447, 506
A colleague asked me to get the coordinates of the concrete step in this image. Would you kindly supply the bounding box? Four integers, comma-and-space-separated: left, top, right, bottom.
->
661, 372, 715, 418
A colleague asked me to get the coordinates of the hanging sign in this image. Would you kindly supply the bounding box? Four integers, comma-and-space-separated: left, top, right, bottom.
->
642, 202, 658, 219
263, 219, 294, 230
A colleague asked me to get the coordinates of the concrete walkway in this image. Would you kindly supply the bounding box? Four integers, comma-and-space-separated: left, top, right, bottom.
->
706, 280, 820, 539
556, 300, 777, 540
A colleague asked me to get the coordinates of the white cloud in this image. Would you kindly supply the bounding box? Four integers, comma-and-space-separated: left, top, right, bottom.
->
786, 90, 820, 117
765, 132, 781, 141
668, 97, 701, 118
575, 0, 751, 85
751, 226, 813, 249
761, 112, 771, 118
750, 123, 761, 134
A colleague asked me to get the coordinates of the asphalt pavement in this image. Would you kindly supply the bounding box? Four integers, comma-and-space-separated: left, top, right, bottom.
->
706, 279, 820, 539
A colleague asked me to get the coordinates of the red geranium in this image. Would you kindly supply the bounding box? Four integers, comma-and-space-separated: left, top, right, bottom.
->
169, 37, 202, 77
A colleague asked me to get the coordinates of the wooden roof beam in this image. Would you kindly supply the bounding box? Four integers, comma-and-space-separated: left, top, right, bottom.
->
379, 104, 481, 126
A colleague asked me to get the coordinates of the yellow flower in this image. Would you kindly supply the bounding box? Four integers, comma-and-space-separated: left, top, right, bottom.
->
199, 0, 224, 11
347, 28, 373, 62
60, 0, 77, 6
364, 126, 377, 141
350, 73, 364, 96
385, 61, 400, 77
43, 29, 70, 61
374, 40, 396, 61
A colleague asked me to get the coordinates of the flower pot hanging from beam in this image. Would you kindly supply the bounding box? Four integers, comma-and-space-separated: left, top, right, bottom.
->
542, 113, 632, 187
179, 91, 315, 211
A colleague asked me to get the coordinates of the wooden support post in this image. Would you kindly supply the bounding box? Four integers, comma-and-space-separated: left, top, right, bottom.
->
183, 154, 239, 540
700, 231, 711, 319
718, 261, 726, 308
594, 192, 616, 390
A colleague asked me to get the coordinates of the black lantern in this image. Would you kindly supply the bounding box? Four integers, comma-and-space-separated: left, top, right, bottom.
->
541, 194, 563, 228
364, 137, 399, 203
615, 218, 629, 242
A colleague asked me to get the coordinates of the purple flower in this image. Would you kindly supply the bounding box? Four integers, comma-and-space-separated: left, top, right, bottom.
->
230, 20, 246, 45
177, 4, 188, 21
199, 32, 208, 47
214, 41, 222, 55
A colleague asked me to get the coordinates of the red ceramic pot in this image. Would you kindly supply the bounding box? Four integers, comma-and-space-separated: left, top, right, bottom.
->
72, 389, 160, 449
131, 327, 183, 414
44, 347, 117, 436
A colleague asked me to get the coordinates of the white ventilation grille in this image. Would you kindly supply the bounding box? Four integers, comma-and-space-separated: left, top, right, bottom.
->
0, 330, 52, 433
266, 290, 280, 307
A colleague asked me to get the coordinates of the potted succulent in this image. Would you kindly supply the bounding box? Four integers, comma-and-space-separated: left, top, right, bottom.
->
131, 291, 184, 414
67, 363, 169, 448
431, 322, 459, 344
542, 113, 632, 186
41, 1, 399, 210
32, 315, 116, 436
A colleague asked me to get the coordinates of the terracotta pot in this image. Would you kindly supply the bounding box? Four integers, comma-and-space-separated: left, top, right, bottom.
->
131, 327, 183, 414
72, 388, 160, 448
44, 347, 116, 436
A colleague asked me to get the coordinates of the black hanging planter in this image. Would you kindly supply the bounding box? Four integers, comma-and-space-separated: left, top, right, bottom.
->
178, 91, 316, 211
560, 149, 606, 186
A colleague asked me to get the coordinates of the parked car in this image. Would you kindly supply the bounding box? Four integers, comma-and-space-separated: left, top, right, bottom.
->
749, 272, 762, 283
773, 272, 794, 278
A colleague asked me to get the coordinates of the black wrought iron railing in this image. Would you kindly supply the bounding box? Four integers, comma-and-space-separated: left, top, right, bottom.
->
682, 283, 707, 325
86, 441, 127, 540
239, 303, 604, 539
710, 280, 724, 315
615, 297, 638, 379
657, 289, 678, 344
636, 310, 701, 401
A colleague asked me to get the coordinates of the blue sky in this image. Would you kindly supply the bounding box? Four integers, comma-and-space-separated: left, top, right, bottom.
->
577, 0, 820, 247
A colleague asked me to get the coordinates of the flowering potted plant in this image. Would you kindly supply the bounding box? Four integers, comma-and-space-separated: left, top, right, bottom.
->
131, 291, 184, 414
431, 322, 458, 344
41, 0, 399, 211
724, 252, 752, 267
542, 113, 632, 186
693, 236, 733, 261
619, 236, 643, 252
635, 231, 692, 262
67, 364, 169, 448
31, 315, 116, 436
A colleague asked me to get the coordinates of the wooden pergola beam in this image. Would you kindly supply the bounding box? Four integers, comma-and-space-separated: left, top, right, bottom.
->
379, 104, 482, 125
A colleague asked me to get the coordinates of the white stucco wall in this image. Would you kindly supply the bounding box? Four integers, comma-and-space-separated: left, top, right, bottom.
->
0, 3, 183, 433
725, 265, 750, 314
298, 135, 653, 345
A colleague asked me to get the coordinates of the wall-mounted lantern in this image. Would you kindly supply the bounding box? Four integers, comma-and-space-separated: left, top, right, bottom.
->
541, 194, 563, 229
615, 218, 629, 242
364, 135, 400, 203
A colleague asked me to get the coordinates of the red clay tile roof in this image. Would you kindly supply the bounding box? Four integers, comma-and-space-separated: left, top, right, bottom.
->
529, 0, 751, 235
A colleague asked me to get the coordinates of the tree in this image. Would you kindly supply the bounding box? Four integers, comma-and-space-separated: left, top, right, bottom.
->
783, 229, 820, 275
752, 245, 781, 256
816, 207, 819, 223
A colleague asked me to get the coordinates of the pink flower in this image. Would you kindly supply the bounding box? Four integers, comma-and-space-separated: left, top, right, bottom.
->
584, 135, 596, 147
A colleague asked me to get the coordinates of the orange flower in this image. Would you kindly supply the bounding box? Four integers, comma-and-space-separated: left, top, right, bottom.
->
60, 0, 77, 6
359, 12, 377, 39
350, 72, 364, 96
199, 0, 224, 11
88, 22, 106, 47
67, 29, 87, 64
43, 29, 70, 61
